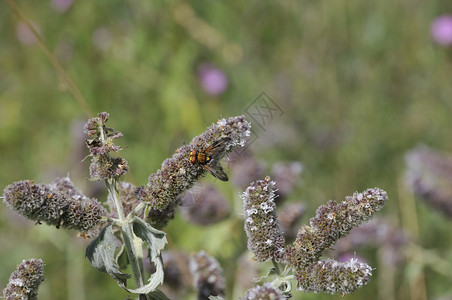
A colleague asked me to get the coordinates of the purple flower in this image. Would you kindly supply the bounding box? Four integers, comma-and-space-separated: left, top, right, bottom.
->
51, 0, 74, 13
242, 177, 286, 263
431, 15, 452, 46
3, 258, 45, 300
242, 283, 288, 300
198, 64, 228, 96
16, 21, 40, 45
2, 178, 106, 233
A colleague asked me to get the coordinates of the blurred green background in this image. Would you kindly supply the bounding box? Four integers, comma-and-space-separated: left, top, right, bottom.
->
2, 0, 452, 299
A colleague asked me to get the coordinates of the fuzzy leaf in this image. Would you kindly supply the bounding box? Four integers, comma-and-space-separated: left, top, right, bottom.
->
116, 244, 128, 270
126, 217, 167, 294
208, 296, 225, 300
147, 289, 172, 300
85, 225, 131, 288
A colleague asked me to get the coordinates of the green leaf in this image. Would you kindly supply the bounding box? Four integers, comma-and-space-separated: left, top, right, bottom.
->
85, 225, 131, 288
147, 289, 172, 300
116, 244, 128, 270
252, 267, 278, 283
126, 217, 167, 294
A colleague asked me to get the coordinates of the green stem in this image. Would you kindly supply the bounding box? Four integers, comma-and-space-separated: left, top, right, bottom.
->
272, 259, 281, 275
107, 179, 146, 290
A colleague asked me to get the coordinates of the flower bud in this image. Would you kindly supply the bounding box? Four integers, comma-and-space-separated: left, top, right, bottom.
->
3, 258, 45, 300
84, 112, 128, 180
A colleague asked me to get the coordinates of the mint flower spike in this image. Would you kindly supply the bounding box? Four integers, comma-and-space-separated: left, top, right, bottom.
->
296, 258, 372, 295
84, 112, 128, 181
2, 177, 106, 233
3, 258, 45, 300
285, 188, 388, 269
284, 187, 388, 295
189, 250, 226, 299
241, 282, 289, 300
140, 115, 250, 227
242, 176, 285, 263
405, 145, 452, 218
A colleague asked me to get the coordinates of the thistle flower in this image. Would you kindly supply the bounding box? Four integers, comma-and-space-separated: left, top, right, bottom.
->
180, 184, 230, 226
241, 282, 288, 300
405, 145, 452, 218
242, 177, 285, 263
3, 258, 45, 300
189, 250, 226, 300
198, 63, 229, 96
84, 112, 128, 180
431, 15, 452, 46
295, 258, 372, 295
2, 177, 106, 232
140, 116, 250, 226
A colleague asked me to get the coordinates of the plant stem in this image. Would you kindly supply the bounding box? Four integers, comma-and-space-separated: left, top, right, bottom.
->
272, 259, 281, 275
107, 179, 146, 290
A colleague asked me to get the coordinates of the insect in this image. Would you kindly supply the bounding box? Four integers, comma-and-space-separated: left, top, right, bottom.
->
189, 137, 230, 181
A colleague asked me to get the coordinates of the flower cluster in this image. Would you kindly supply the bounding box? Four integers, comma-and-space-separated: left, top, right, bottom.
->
241, 282, 288, 300
2, 177, 106, 232
295, 258, 372, 294
285, 188, 388, 269
3, 258, 45, 300
84, 112, 128, 180
139, 115, 250, 227
405, 145, 452, 218
189, 250, 226, 299
241, 177, 387, 295
242, 177, 285, 262
284, 188, 387, 293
